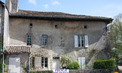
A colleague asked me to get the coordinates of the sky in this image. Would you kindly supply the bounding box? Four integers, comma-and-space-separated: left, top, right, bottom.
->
1, 0, 122, 18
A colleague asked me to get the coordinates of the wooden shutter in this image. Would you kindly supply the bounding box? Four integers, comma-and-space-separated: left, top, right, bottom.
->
81, 57, 85, 69
78, 57, 82, 69
35, 57, 41, 68
78, 57, 85, 69
85, 35, 89, 48
74, 35, 78, 48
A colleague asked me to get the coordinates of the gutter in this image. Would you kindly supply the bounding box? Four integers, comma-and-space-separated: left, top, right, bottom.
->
9, 15, 113, 23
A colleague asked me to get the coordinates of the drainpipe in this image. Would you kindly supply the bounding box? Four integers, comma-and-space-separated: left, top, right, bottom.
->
2, 5, 5, 73
2, 50, 4, 73
28, 53, 30, 73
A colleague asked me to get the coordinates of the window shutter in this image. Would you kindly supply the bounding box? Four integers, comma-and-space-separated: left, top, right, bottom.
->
81, 57, 85, 69
85, 35, 89, 48
78, 57, 82, 69
35, 57, 41, 68
74, 35, 78, 48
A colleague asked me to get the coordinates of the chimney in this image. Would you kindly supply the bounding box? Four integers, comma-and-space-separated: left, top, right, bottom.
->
6, 0, 18, 13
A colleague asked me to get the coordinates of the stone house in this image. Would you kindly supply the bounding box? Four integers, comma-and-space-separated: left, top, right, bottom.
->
0, 0, 113, 73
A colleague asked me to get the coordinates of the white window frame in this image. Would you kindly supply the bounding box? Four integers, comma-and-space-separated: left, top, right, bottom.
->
41, 57, 48, 68
74, 35, 88, 48
74, 35, 84, 48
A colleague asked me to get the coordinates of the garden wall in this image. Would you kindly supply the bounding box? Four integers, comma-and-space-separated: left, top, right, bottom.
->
69, 69, 111, 73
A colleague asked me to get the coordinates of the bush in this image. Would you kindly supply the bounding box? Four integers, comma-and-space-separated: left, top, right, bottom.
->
93, 59, 115, 69
30, 70, 53, 73
110, 49, 119, 59
0, 64, 2, 73
0, 64, 6, 73
61, 56, 71, 68
118, 61, 122, 66
67, 61, 80, 69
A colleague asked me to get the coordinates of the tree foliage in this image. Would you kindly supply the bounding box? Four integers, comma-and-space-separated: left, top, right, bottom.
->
61, 56, 71, 68
109, 19, 122, 48
109, 15, 122, 58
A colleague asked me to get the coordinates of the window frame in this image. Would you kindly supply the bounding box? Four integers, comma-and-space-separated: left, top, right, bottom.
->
26, 33, 32, 46
76, 35, 85, 48
41, 34, 48, 46
41, 57, 48, 68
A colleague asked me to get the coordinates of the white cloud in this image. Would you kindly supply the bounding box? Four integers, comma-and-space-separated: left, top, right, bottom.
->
28, 0, 36, 5
43, 4, 49, 9
52, 1, 60, 5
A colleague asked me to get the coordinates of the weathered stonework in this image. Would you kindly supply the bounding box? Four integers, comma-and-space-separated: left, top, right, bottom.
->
5, 53, 29, 73
0, 0, 112, 72
8, 18, 109, 70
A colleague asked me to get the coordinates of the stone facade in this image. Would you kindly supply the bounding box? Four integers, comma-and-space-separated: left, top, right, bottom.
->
0, 0, 113, 72
5, 53, 29, 73
8, 18, 109, 70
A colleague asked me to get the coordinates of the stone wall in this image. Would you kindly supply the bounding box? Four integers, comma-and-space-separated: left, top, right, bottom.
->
8, 18, 109, 69
69, 70, 111, 73
3, 7, 9, 48
5, 53, 29, 73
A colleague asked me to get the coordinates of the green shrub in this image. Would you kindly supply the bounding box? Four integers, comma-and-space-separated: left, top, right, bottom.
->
30, 70, 53, 73
61, 56, 71, 68
0, 64, 2, 73
110, 49, 119, 59
93, 59, 115, 69
67, 61, 80, 69
118, 61, 122, 66
22, 65, 28, 73
0, 64, 6, 73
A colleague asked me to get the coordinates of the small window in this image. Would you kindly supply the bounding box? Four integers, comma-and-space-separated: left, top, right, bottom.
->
41, 57, 48, 68
74, 35, 88, 48
27, 34, 32, 45
42, 35, 47, 45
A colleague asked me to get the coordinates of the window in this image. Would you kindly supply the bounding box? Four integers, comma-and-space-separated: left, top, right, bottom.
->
74, 35, 88, 48
41, 57, 48, 68
78, 36, 84, 47
42, 35, 47, 45
27, 34, 32, 45
34, 57, 48, 69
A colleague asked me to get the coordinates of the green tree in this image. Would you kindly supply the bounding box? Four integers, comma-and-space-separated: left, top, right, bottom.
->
109, 15, 122, 58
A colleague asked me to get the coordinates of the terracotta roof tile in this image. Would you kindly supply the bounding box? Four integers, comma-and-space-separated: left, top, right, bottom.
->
9, 10, 113, 22
5, 46, 30, 54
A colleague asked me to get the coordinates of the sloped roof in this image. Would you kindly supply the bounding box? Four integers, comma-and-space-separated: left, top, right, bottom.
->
5, 46, 30, 54
0, 1, 4, 4
0, 1, 4, 6
10, 10, 113, 23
